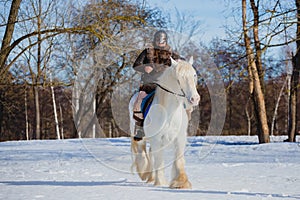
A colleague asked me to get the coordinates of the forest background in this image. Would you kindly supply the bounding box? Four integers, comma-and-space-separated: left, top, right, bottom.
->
0, 0, 299, 143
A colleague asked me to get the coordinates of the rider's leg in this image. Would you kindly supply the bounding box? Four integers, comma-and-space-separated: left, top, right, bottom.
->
133, 91, 147, 141
133, 91, 147, 120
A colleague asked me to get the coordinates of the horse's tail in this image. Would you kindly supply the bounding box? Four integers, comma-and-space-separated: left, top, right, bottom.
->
130, 139, 154, 182
129, 92, 154, 183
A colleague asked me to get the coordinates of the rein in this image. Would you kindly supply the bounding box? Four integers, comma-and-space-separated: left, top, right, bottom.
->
154, 82, 186, 98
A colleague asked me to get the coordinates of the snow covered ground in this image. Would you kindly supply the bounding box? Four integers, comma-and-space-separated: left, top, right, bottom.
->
0, 136, 300, 200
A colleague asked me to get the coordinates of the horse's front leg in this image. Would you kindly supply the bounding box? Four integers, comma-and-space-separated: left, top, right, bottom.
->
170, 138, 192, 189
150, 138, 167, 187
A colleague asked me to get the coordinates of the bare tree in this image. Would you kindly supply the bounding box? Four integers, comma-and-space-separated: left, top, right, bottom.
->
271, 76, 288, 136
0, 0, 22, 136
0, 0, 22, 75
24, 83, 29, 140
50, 72, 60, 140
0, 0, 167, 139
242, 0, 270, 143
168, 7, 203, 56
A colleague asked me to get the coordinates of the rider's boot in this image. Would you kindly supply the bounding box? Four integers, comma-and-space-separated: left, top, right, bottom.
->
133, 123, 145, 141
132, 91, 148, 141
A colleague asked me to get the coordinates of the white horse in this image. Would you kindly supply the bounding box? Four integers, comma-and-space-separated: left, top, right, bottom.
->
129, 57, 200, 189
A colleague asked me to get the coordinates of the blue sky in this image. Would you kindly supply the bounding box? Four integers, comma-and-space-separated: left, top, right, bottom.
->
148, 0, 229, 42
0, 0, 229, 43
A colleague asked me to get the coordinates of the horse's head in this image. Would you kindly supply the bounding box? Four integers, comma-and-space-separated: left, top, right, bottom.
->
171, 57, 200, 106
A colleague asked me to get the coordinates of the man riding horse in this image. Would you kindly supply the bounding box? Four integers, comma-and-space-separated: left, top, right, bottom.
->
132, 30, 182, 141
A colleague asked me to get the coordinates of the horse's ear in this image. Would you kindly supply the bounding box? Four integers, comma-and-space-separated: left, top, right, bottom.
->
188, 56, 194, 65
170, 57, 178, 67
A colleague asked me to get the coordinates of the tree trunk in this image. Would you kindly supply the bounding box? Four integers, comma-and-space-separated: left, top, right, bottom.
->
92, 97, 96, 138
34, 86, 40, 139
287, 0, 300, 142
25, 85, 29, 140
73, 79, 82, 138
242, 0, 270, 143
271, 77, 287, 136
35, 0, 42, 140
0, 0, 22, 74
252, 59, 270, 144
288, 57, 299, 142
250, 0, 265, 92
245, 98, 252, 136
0, 91, 4, 138
0, 0, 22, 138
288, 71, 297, 142
59, 103, 64, 139
50, 76, 60, 140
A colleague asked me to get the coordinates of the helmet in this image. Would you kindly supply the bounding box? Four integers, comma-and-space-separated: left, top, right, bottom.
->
153, 30, 168, 47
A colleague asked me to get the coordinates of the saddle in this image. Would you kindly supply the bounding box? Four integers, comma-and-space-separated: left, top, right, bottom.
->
133, 90, 155, 126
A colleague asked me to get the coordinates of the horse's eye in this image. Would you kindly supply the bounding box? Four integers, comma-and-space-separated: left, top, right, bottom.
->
194, 75, 198, 83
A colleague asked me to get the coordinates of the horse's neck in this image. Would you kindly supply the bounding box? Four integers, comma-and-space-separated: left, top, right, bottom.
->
155, 77, 184, 111
153, 66, 186, 112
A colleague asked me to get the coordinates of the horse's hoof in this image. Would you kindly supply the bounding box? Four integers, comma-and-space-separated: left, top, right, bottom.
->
146, 176, 154, 183
169, 180, 192, 189
154, 179, 168, 187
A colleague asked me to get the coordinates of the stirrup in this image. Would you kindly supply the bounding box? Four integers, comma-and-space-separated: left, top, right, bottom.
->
133, 125, 145, 141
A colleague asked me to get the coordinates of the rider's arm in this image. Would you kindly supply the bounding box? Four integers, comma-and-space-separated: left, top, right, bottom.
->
133, 49, 149, 73
172, 51, 185, 61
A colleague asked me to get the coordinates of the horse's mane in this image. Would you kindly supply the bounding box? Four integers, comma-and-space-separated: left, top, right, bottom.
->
158, 59, 194, 83
175, 60, 194, 77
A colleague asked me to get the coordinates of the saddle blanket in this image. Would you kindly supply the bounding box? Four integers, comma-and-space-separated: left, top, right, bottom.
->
141, 90, 155, 118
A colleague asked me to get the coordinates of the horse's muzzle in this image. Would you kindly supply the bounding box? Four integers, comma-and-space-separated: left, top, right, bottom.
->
189, 94, 200, 106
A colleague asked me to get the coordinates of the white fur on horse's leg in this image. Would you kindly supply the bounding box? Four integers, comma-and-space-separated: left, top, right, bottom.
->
146, 147, 155, 182
169, 139, 192, 189
131, 139, 153, 182
151, 142, 167, 186
169, 156, 191, 189
171, 159, 178, 182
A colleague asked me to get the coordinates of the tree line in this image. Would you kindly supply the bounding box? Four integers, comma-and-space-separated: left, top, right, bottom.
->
0, 0, 299, 143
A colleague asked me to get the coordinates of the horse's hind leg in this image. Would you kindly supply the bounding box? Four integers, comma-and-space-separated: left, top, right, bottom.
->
131, 139, 154, 183
170, 140, 192, 189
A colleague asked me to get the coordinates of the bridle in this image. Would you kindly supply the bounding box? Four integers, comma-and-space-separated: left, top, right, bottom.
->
154, 80, 186, 98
